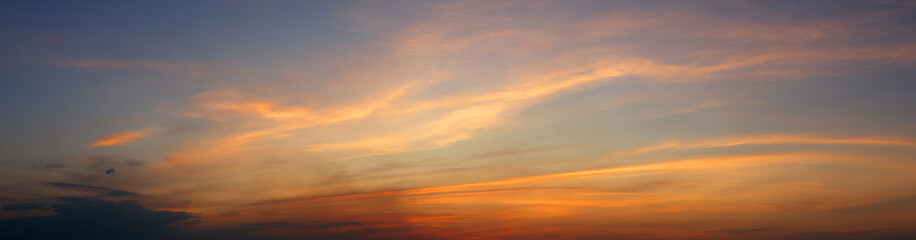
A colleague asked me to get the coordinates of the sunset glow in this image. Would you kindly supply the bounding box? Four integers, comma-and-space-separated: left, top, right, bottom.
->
2, 1, 916, 239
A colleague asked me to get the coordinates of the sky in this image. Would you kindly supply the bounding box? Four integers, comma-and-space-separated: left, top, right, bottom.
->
1, 0, 916, 239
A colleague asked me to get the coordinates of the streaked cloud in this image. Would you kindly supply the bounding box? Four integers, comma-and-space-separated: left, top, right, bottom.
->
47, 182, 141, 197
258, 153, 824, 205
90, 129, 155, 147
623, 134, 916, 156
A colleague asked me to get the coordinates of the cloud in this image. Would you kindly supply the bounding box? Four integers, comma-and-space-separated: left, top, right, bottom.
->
623, 134, 916, 156
47, 182, 110, 191
828, 195, 916, 214
0, 197, 197, 240
5, 2, 911, 239
104, 190, 139, 197
0, 197, 371, 240
721, 226, 785, 235
155, 85, 415, 169
704, 227, 916, 240
47, 182, 141, 198
90, 129, 156, 147
783, 229, 916, 240
255, 153, 816, 205
160, 48, 631, 170
151, 0, 916, 176
2, 202, 48, 211
315, 221, 364, 229
228, 221, 366, 232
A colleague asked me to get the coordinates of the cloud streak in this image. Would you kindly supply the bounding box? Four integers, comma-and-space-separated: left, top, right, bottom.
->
90, 129, 155, 147
259, 153, 820, 205
623, 134, 916, 156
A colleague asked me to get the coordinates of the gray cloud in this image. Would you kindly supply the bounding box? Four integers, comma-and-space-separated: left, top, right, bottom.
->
47, 182, 142, 198
0, 197, 197, 240
2, 202, 48, 211
47, 182, 110, 191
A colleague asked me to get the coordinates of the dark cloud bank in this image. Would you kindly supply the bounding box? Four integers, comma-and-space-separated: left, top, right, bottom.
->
0, 197, 195, 240
0, 196, 369, 240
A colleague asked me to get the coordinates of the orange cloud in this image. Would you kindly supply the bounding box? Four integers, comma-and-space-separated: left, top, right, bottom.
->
261, 153, 816, 205
159, 62, 631, 169
155, 85, 416, 169
90, 129, 156, 147
153, 0, 916, 173
623, 134, 916, 156
144, 4, 916, 228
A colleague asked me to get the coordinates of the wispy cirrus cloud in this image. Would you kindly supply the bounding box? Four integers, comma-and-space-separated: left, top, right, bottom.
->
255, 153, 822, 205
158, 0, 916, 171
622, 134, 916, 156
90, 129, 156, 147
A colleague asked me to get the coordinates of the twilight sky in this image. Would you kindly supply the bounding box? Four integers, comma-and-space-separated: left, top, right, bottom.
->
2, 1, 916, 239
